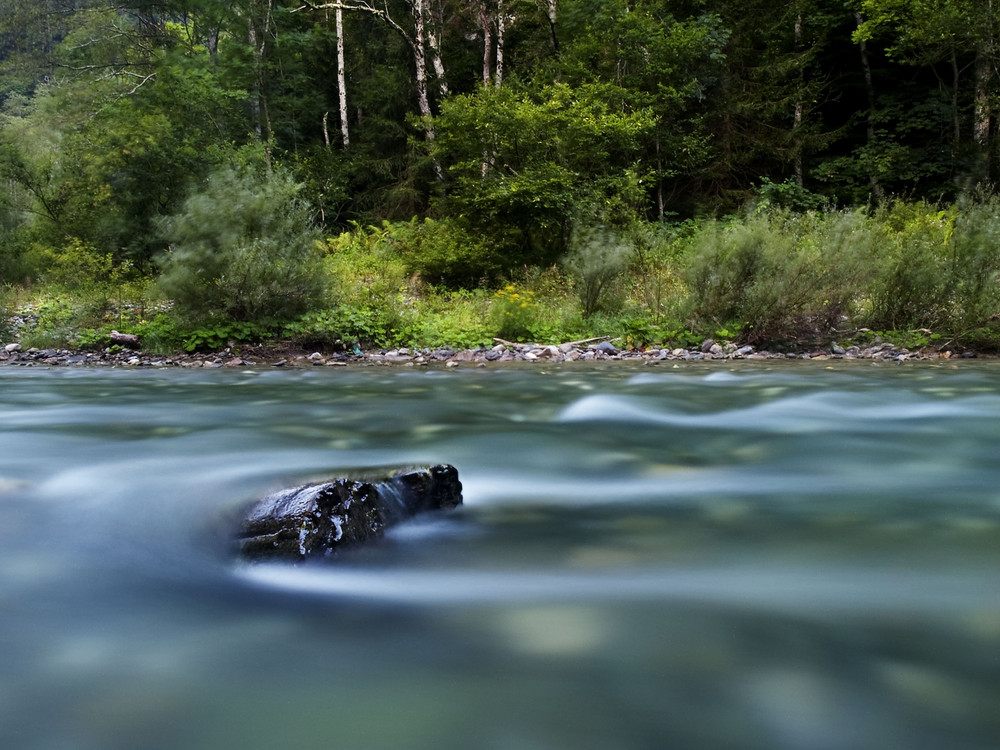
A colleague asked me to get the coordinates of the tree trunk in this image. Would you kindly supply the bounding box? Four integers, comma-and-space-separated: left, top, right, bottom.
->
247, 0, 274, 148
974, 48, 991, 148
542, 0, 558, 53
291, 0, 442, 175
336, 5, 350, 149
495, 0, 505, 86
426, 0, 449, 98
952, 51, 961, 150
974, 45, 992, 179
411, 0, 443, 179
792, 9, 804, 187
480, 1, 493, 84
854, 12, 883, 201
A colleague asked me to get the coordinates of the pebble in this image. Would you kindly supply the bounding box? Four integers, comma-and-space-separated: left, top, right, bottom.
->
0, 335, 975, 369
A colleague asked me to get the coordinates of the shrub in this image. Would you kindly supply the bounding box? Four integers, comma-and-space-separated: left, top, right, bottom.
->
492, 285, 540, 341
388, 218, 501, 287
411, 290, 493, 350
563, 227, 632, 317
156, 167, 328, 323
627, 222, 690, 324
683, 209, 873, 345
864, 201, 953, 330
948, 197, 1000, 331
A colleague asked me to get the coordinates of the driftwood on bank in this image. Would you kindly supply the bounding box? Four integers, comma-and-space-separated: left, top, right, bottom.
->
234, 464, 463, 562
109, 330, 141, 349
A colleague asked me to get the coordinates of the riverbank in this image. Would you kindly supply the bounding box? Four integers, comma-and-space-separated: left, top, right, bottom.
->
0, 336, 980, 368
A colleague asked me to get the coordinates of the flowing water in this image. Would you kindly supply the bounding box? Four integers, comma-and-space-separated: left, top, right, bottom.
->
1, 362, 998, 749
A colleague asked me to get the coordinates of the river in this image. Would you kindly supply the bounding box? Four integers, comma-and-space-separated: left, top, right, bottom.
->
0, 362, 998, 749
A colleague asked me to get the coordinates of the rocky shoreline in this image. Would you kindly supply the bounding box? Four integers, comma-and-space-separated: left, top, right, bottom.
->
0, 335, 981, 369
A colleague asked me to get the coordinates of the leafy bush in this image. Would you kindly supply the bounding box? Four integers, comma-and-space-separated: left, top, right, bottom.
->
755, 178, 831, 213
387, 218, 501, 287
182, 321, 272, 352
492, 285, 541, 342
864, 201, 953, 330
627, 223, 690, 324
156, 167, 328, 323
283, 305, 414, 350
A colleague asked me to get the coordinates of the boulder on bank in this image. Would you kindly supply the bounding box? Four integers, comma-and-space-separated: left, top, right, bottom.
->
235, 464, 462, 562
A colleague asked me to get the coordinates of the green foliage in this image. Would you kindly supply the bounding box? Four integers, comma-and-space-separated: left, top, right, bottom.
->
410, 290, 494, 350
282, 304, 414, 350
850, 328, 942, 351
384, 218, 501, 287
182, 321, 271, 353
864, 202, 953, 330
492, 285, 541, 342
948, 197, 1000, 331
0, 288, 11, 343
156, 167, 328, 323
16, 296, 98, 349
563, 227, 632, 317
433, 80, 655, 263
683, 209, 874, 345
755, 178, 831, 213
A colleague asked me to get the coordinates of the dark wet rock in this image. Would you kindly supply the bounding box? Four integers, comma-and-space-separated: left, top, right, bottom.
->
235, 464, 462, 562
595, 341, 619, 355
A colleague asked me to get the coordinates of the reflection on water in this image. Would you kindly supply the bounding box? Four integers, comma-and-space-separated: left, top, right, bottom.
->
0, 363, 998, 749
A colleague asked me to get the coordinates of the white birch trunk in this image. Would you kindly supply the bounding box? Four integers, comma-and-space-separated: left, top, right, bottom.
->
411, 0, 443, 179
336, 6, 350, 149
426, 0, 449, 98
495, 0, 505, 86
480, 2, 493, 85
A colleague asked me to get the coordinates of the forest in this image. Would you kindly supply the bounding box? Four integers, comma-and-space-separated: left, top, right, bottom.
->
3, 0, 1000, 354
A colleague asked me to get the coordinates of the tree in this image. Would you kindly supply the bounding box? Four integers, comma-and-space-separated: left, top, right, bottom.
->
434, 80, 654, 262
157, 165, 327, 321
855, 0, 999, 180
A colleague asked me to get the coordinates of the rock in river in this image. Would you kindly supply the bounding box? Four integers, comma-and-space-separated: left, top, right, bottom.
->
235, 464, 462, 562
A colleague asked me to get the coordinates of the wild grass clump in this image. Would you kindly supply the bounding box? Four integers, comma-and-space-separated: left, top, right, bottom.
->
627, 222, 690, 325
9, 238, 156, 350
156, 167, 328, 324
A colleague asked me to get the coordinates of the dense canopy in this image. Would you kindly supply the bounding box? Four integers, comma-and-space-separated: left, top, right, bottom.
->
2, 0, 998, 271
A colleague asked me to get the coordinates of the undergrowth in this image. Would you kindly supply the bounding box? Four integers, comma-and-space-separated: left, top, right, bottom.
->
8, 198, 1000, 354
